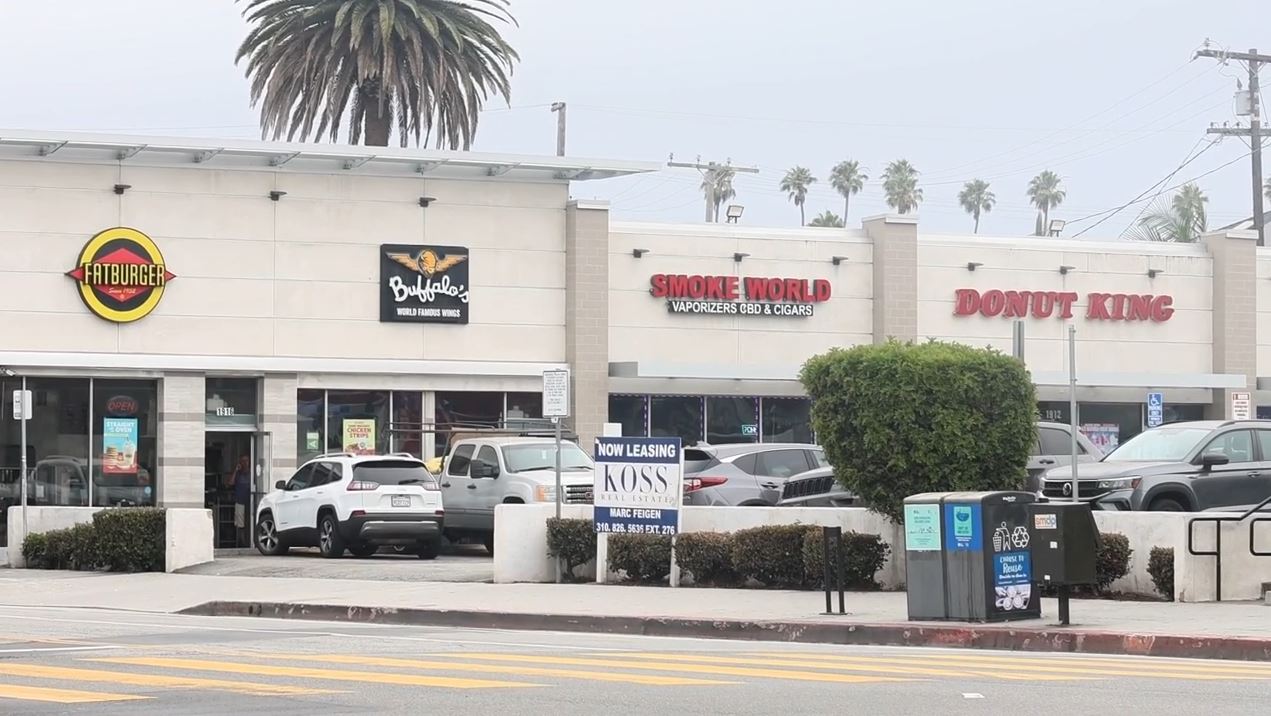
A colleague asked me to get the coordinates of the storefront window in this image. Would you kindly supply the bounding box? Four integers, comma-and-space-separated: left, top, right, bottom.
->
0, 378, 91, 511
651, 396, 704, 446
93, 380, 158, 507
205, 377, 258, 429
1162, 403, 1205, 425
435, 392, 502, 427
1078, 403, 1142, 454
762, 397, 813, 443
297, 389, 325, 464
707, 396, 759, 444
391, 391, 423, 458
327, 390, 389, 455
506, 392, 543, 426
608, 395, 648, 438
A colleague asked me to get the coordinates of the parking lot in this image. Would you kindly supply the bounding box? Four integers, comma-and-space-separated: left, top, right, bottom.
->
180, 544, 492, 583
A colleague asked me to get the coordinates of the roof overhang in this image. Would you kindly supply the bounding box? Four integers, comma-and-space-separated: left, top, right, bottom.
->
0, 129, 659, 182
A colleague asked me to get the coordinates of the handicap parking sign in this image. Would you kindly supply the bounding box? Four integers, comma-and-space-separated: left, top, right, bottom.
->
1147, 392, 1163, 408
1147, 392, 1164, 427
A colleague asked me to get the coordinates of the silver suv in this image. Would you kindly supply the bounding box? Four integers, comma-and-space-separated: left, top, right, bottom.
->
682, 443, 826, 506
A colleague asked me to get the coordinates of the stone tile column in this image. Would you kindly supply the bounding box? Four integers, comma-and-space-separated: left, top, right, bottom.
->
157, 374, 205, 508
863, 214, 919, 343
260, 374, 298, 488
1205, 229, 1260, 418
565, 199, 610, 448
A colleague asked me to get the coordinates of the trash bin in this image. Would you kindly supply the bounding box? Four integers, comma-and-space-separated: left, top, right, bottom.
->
903, 492, 949, 620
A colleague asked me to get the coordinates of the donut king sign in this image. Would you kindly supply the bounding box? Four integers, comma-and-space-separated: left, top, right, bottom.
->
66, 228, 175, 323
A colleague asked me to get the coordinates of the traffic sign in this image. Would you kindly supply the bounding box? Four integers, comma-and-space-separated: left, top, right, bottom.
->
1147, 392, 1163, 409
12, 390, 31, 421
542, 369, 571, 418
1146, 392, 1164, 428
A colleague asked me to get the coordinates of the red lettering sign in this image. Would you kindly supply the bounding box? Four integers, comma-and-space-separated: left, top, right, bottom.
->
952, 289, 1174, 322
650, 274, 830, 303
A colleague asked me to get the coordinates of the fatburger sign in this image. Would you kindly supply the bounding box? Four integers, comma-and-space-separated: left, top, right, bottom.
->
66, 227, 175, 323
953, 288, 1174, 323
650, 274, 831, 317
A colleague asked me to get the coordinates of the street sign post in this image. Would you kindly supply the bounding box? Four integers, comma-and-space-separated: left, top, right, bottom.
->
1146, 392, 1164, 429
1232, 392, 1252, 421
542, 369, 570, 584
13, 385, 30, 540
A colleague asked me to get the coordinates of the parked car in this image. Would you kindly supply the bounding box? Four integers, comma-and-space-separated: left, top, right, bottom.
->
439, 436, 595, 554
1039, 420, 1271, 512
682, 443, 826, 506
777, 466, 857, 507
1025, 421, 1103, 492
255, 453, 444, 559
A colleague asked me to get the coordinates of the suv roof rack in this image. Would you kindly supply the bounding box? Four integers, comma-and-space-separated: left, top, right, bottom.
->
316, 452, 355, 459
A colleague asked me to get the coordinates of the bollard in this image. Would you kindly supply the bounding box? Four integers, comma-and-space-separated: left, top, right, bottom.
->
821, 526, 845, 615
821, 527, 833, 614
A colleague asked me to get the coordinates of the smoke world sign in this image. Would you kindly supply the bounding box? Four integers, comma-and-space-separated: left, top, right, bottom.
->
650, 274, 831, 318
593, 437, 683, 535
66, 227, 175, 323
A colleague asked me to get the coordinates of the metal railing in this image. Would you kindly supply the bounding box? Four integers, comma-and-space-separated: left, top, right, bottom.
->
1186, 493, 1271, 601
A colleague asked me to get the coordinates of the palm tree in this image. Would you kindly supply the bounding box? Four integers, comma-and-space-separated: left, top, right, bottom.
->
808, 210, 845, 227
780, 166, 816, 225
881, 160, 922, 213
1125, 183, 1208, 243
700, 164, 736, 222
829, 160, 867, 223
957, 179, 996, 233
1027, 170, 1067, 236
235, 0, 518, 149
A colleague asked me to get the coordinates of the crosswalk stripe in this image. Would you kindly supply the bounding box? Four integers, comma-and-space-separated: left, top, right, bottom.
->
900, 652, 1271, 675
603, 652, 1088, 681
0, 683, 145, 704
741, 652, 1271, 681
0, 662, 339, 696
92, 657, 540, 690
442, 653, 909, 684
274, 653, 739, 686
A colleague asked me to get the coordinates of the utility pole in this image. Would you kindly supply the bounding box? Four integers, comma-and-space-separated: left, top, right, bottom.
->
667, 154, 759, 222
1196, 45, 1268, 245
550, 102, 566, 157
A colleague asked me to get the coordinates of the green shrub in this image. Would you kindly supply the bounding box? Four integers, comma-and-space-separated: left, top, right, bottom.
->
608, 534, 673, 584
800, 340, 1036, 521
675, 532, 738, 586
41, 523, 99, 571
730, 525, 811, 588
546, 518, 596, 581
1148, 546, 1174, 601
801, 529, 891, 589
1095, 533, 1132, 593
92, 508, 166, 572
21, 532, 49, 569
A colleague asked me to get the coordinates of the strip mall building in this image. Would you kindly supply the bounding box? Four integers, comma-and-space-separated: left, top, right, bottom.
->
0, 130, 1266, 549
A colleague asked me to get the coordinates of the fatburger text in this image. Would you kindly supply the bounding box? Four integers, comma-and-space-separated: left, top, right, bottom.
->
650, 274, 832, 303
953, 288, 1175, 323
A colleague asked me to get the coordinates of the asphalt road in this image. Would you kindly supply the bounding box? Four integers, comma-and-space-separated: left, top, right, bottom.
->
0, 606, 1267, 715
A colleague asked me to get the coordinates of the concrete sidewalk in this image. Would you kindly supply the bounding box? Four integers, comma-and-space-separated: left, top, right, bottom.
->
1, 569, 1268, 659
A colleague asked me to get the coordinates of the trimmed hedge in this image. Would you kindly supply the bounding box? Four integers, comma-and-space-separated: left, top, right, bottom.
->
675, 532, 737, 586
801, 529, 891, 590
36, 523, 99, 571
608, 534, 673, 584
1148, 546, 1174, 601
545, 518, 596, 581
1095, 533, 1132, 593
730, 525, 813, 588
22, 508, 166, 573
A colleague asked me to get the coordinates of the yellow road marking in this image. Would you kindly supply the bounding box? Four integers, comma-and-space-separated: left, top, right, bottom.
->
0, 683, 145, 704
275, 653, 738, 686
0, 662, 339, 696
93, 657, 540, 690
742, 652, 1271, 681
900, 652, 1271, 675
442, 652, 909, 684
605, 652, 1088, 681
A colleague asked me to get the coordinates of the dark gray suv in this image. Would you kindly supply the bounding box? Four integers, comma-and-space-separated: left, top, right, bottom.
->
1039, 420, 1271, 511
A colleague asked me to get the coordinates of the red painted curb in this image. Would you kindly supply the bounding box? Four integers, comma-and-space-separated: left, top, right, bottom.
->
180, 601, 1271, 662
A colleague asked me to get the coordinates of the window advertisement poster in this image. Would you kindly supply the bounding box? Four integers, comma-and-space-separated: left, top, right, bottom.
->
942, 503, 982, 551
1081, 423, 1120, 454
342, 419, 376, 455
903, 503, 941, 551
592, 437, 683, 535
102, 417, 138, 474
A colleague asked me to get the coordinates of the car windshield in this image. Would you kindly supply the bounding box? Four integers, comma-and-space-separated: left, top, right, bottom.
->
1102, 427, 1212, 462
503, 443, 593, 472
352, 460, 437, 486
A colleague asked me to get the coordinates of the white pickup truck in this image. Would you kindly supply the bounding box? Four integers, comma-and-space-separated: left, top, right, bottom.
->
439, 436, 594, 554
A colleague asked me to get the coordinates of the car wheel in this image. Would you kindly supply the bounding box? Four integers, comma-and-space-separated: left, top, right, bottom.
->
1148, 497, 1187, 512
418, 540, 441, 560
255, 513, 288, 556
482, 533, 495, 555
349, 543, 378, 558
318, 513, 346, 558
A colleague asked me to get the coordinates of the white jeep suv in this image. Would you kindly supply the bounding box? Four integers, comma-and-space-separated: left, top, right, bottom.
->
256, 453, 444, 559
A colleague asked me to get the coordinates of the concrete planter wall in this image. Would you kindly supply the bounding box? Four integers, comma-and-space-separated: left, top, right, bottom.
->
4, 505, 213, 572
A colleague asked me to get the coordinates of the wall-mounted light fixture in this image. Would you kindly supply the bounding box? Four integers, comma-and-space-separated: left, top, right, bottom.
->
631, 248, 650, 258
1059, 264, 1076, 275
269, 190, 287, 201
725, 204, 744, 223
1147, 268, 1165, 279
113, 184, 131, 195
966, 261, 983, 271
418, 196, 436, 208
831, 256, 848, 266
733, 252, 750, 263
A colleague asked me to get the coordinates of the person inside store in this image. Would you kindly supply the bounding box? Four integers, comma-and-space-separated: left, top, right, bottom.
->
229, 455, 251, 546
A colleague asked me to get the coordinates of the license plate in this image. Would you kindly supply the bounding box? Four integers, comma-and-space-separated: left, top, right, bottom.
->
391, 495, 411, 508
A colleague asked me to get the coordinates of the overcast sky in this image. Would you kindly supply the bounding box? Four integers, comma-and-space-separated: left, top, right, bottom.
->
0, 0, 1264, 235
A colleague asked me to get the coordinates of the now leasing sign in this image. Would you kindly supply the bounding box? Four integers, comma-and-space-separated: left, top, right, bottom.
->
593, 437, 683, 536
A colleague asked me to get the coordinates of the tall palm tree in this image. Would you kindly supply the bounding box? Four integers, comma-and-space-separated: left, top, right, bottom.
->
957, 179, 996, 233
235, 0, 518, 149
829, 160, 867, 223
808, 210, 845, 227
700, 164, 736, 222
881, 160, 922, 213
780, 166, 816, 225
1126, 183, 1208, 243
1027, 170, 1066, 236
